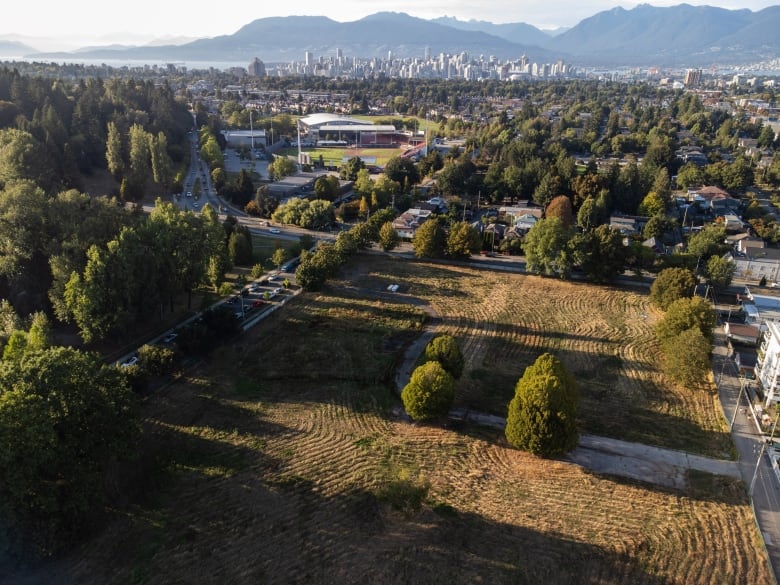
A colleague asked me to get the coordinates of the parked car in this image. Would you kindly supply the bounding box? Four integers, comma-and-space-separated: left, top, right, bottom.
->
252, 299, 265, 308
120, 355, 139, 368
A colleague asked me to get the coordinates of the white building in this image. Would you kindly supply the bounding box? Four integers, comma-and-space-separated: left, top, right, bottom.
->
756, 321, 780, 405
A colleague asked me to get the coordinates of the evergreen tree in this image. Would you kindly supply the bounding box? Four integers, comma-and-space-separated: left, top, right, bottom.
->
505, 353, 578, 457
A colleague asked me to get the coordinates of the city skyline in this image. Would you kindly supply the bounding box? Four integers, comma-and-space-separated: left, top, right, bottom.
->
3, 0, 780, 52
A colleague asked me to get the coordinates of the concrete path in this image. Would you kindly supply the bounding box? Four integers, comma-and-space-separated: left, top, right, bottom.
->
448, 408, 740, 490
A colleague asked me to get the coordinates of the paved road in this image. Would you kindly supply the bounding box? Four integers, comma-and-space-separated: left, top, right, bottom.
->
713, 328, 780, 577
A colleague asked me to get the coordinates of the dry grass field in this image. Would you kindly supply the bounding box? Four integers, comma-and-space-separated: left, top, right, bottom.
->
17, 256, 770, 585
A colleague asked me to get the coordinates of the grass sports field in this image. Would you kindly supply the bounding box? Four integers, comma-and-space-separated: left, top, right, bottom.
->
21, 256, 769, 585
277, 146, 406, 168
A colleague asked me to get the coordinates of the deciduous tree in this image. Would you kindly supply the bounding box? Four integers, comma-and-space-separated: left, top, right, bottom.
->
412, 219, 445, 258
445, 221, 481, 259
650, 267, 697, 310
524, 217, 574, 277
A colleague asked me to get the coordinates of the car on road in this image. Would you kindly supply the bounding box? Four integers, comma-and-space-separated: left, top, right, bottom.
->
186, 191, 192, 197
162, 332, 178, 344
269, 228, 281, 234
120, 355, 139, 368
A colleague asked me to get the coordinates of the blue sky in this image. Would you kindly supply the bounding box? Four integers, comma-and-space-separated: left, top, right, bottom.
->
3, 0, 779, 50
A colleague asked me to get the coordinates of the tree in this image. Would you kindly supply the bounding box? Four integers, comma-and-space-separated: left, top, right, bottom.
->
384, 156, 420, 190
446, 221, 481, 259
656, 295, 716, 343
0, 348, 139, 552
423, 334, 464, 379
340, 156, 365, 181
401, 361, 455, 421
650, 267, 697, 310
379, 221, 400, 252
545, 195, 574, 228
576, 196, 605, 231
2, 330, 27, 362
505, 353, 578, 457
661, 327, 712, 388
334, 231, 358, 257
642, 214, 676, 241
686, 225, 728, 260
26, 311, 52, 352
705, 255, 736, 290
524, 217, 574, 277
268, 155, 297, 180
637, 191, 666, 217
272, 247, 291, 270
571, 225, 627, 283
137, 344, 175, 376
313, 175, 340, 201
228, 231, 254, 266
675, 163, 705, 191
105, 121, 124, 180
412, 219, 446, 258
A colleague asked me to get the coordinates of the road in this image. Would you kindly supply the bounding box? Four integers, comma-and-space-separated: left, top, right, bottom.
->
713, 327, 780, 577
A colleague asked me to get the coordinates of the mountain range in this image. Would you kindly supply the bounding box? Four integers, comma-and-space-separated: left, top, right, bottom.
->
3, 4, 780, 68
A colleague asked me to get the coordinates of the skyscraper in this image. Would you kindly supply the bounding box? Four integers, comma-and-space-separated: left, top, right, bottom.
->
247, 58, 266, 77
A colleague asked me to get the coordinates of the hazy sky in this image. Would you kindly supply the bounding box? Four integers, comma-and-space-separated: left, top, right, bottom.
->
3, 0, 779, 48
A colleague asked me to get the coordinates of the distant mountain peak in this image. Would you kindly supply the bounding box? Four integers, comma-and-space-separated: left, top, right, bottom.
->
9, 5, 780, 68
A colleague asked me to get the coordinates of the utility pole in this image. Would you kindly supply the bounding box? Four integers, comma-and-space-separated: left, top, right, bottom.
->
730, 375, 747, 430
750, 438, 769, 499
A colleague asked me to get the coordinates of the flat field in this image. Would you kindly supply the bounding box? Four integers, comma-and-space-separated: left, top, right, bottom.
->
277, 146, 403, 167
17, 256, 769, 585
341, 256, 733, 458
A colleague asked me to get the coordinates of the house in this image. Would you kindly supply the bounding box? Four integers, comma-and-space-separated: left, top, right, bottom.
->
725, 322, 761, 346
740, 288, 780, 331
392, 208, 432, 240
642, 237, 666, 255
736, 237, 767, 254
609, 215, 639, 236
514, 214, 538, 233
499, 204, 543, 223
687, 185, 731, 210
726, 232, 759, 251
735, 350, 758, 379
720, 213, 745, 232
726, 248, 780, 283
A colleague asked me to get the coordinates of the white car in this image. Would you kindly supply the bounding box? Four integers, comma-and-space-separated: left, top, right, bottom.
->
269, 228, 281, 234
162, 332, 178, 344
120, 355, 139, 368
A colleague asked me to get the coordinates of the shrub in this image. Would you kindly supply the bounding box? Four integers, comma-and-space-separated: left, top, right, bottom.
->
401, 361, 455, 421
